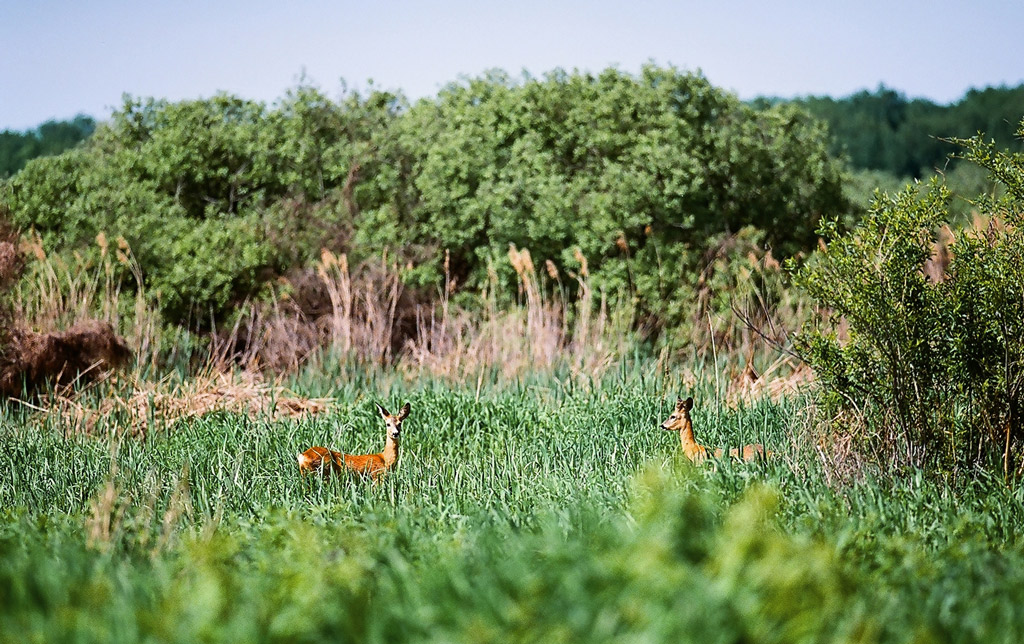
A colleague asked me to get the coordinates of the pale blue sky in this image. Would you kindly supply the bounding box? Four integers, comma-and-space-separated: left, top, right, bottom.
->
2, 0, 1022, 130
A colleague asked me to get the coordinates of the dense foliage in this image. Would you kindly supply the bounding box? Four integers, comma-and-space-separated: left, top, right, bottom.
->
0, 66, 849, 329
0, 115, 95, 179
795, 118, 1024, 471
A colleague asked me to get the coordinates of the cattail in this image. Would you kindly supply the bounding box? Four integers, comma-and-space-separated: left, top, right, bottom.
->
96, 232, 108, 257
573, 247, 589, 277
520, 249, 535, 276
508, 244, 527, 278
320, 248, 336, 269
615, 232, 628, 253
545, 259, 559, 281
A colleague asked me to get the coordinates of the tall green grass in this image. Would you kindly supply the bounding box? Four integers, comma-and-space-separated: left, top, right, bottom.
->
2, 367, 1024, 643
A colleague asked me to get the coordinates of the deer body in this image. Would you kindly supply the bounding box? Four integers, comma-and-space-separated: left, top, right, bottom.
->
660, 397, 768, 463
727, 444, 768, 461
297, 402, 410, 480
296, 445, 345, 476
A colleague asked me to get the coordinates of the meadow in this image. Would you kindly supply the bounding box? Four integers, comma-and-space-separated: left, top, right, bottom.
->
3, 362, 1024, 644
4, 70, 1024, 643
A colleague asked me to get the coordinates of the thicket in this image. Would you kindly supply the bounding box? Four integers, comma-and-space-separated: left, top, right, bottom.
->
795, 117, 1024, 473
0, 66, 849, 336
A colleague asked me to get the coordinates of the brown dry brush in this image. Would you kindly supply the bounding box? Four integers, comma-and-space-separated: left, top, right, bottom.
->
0, 222, 134, 400
212, 251, 415, 372
2, 217, 814, 430
217, 246, 635, 382
47, 370, 331, 437
0, 322, 132, 399
404, 245, 633, 381
0, 218, 23, 361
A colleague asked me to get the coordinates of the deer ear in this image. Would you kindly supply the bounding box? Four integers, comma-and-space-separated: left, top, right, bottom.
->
683, 397, 694, 410
675, 397, 684, 409
375, 402, 390, 418
398, 402, 410, 420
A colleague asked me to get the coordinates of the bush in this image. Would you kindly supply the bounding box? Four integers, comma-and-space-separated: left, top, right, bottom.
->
390, 66, 849, 332
795, 117, 1024, 472
2, 88, 398, 325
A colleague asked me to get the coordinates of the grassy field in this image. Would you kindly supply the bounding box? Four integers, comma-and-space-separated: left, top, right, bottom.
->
3, 364, 1024, 643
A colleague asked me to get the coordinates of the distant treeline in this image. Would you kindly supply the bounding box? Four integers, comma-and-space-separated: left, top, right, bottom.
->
759, 84, 1024, 178
0, 115, 95, 178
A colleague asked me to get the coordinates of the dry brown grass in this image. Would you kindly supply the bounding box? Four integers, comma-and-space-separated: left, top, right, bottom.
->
10, 232, 164, 367
38, 370, 331, 437
211, 251, 408, 372
216, 246, 634, 383
403, 245, 633, 382
724, 354, 815, 406
3, 219, 815, 428
0, 218, 23, 371
0, 231, 140, 399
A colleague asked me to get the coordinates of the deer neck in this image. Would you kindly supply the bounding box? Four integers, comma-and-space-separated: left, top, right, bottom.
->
383, 436, 400, 467
678, 419, 699, 450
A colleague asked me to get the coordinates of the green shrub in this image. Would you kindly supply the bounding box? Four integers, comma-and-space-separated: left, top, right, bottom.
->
393, 66, 848, 328
795, 117, 1024, 472
2, 88, 398, 325
794, 181, 953, 461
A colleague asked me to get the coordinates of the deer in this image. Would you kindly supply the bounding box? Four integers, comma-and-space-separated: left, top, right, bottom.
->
297, 402, 410, 480
660, 397, 768, 463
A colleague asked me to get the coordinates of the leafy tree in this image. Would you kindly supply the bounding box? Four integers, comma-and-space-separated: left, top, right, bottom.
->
2, 89, 404, 325
388, 65, 848, 331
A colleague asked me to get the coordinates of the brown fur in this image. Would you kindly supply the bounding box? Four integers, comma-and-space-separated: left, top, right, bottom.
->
298, 402, 410, 480
661, 397, 713, 463
660, 396, 770, 463
726, 444, 769, 460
